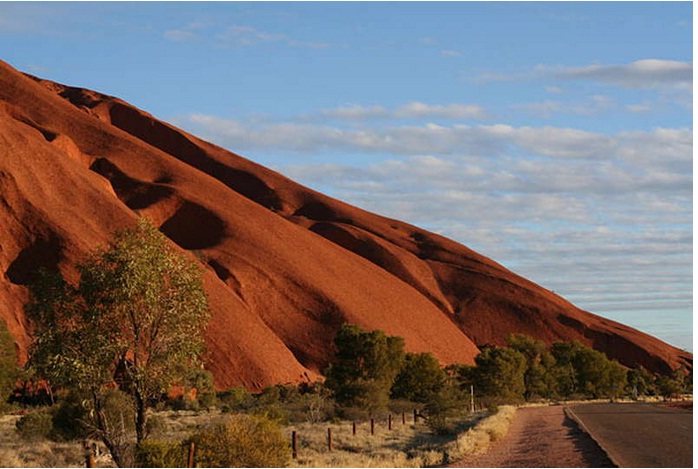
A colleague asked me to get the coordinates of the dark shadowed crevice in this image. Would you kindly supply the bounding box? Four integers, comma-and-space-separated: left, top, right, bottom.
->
89, 158, 175, 210
160, 202, 226, 250
6, 234, 62, 285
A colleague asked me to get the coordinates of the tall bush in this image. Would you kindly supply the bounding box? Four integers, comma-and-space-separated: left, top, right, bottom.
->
187, 414, 290, 467
473, 346, 527, 402
391, 352, 446, 403
324, 324, 405, 413
0, 319, 18, 411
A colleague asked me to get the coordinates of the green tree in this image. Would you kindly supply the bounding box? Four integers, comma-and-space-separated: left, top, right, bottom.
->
391, 352, 446, 403
506, 334, 557, 400
549, 341, 581, 397
550, 341, 627, 399
26, 218, 210, 467
655, 375, 683, 399
423, 381, 464, 434
324, 324, 405, 414
473, 346, 527, 402
0, 319, 19, 411
626, 367, 656, 397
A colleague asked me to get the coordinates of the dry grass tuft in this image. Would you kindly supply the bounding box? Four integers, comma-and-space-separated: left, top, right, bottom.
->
0, 413, 104, 468
442, 405, 517, 464
288, 410, 488, 468
0, 406, 519, 468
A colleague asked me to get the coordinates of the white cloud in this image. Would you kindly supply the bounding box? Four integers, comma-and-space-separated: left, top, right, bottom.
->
164, 22, 206, 42
184, 114, 691, 165
319, 105, 389, 120
394, 102, 485, 119
441, 50, 461, 58
514, 94, 616, 117
418, 37, 438, 46
544, 59, 692, 89
475, 59, 692, 94
625, 102, 653, 113
0, 3, 56, 33
215, 24, 330, 49
317, 102, 486, 121
216, 25, 285, 46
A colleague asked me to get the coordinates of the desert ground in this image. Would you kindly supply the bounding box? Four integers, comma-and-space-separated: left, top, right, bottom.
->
449, 405, 614, 467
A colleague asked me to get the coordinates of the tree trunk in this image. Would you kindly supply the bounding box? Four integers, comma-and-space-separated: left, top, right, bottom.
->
135, 387, 147, 444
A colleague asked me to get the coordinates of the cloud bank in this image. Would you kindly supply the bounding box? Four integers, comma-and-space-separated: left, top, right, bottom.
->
181, 108, 691, 336
477, 59, 692, 91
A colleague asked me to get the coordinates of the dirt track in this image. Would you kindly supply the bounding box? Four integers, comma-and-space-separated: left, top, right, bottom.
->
449, 405, 614, 467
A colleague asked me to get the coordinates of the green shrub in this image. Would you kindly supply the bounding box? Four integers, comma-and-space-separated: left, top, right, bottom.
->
0, 319, 19, 413
187, 413, 290, 467
217, 386, 254, 412
324, 324, 405, 413
392, 352, 446, 403
50, 393, 90, 441
16, 410, 53, 441
171, 395, 201, 412
136, 440, 185, 468
424, 384, 464, 435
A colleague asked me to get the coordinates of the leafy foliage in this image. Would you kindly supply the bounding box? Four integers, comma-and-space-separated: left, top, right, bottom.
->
423, 381, 464, 434
0, 319, 19, 412
655, 374, 684, 399
473, 346, 527, 402
391, 352, 446, 403
15, 410, 54, 441
550, 341, 627, 399
506, 334, 557, 400
26, 218, 210, 466
50, 391, 90, 441
187, 413, 290, 467
324, 324, 405, 414
136, 440, 185, 468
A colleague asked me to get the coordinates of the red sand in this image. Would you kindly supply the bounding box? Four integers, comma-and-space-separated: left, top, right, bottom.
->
0, 60, 691, 390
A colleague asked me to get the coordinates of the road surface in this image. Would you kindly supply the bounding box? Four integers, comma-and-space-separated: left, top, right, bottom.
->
449, 405, 614, 467
568, 402, 692, 467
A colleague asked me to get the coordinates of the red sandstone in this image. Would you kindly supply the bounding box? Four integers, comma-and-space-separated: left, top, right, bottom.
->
0, 60, 690, 390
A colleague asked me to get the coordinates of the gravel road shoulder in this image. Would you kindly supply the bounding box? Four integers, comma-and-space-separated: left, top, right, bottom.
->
449, 405, 615, 468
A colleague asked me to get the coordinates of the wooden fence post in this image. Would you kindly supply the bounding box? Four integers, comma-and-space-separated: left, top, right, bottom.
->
187, 441, 195, 468
291, 431, 297, 459
402, 411, 406, 425
413, 408, 417, 424
352, 421, 356, 436
327, 427, 333, 451
370, 418, 375, 435
388, 414, 392, 430
83, 439, 94, 468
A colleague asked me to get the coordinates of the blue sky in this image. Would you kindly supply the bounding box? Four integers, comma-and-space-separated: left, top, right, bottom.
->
1, 2, 692, 351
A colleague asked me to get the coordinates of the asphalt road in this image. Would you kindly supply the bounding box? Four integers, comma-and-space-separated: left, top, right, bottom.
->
567, 402, 692, 468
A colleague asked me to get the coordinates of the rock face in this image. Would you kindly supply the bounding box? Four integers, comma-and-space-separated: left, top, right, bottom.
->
0, 60, 690, 390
